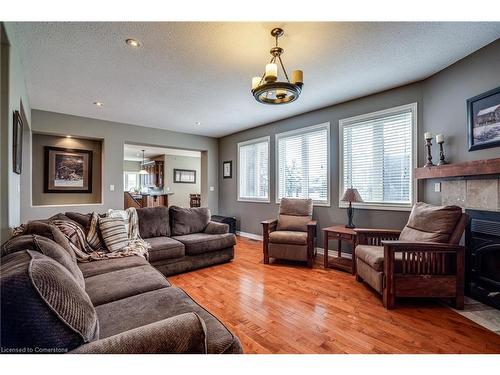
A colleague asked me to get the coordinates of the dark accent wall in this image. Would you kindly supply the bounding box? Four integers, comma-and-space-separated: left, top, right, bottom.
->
218, 39, 500, 248
421, 39, 500, 205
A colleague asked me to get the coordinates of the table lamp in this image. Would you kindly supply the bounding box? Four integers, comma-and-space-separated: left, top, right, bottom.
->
341, 188, 363, 229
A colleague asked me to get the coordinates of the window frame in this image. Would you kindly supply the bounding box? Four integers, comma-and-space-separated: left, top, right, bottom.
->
338, 102, 418, 212
123, 171, 140, 192
237, 136, 271, 203
275, 122, 331, 207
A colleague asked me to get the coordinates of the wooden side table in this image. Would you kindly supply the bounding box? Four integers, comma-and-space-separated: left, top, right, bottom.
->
323, 225, 357, 274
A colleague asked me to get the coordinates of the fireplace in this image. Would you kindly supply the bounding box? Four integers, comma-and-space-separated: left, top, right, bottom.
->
465, 209, 500, 309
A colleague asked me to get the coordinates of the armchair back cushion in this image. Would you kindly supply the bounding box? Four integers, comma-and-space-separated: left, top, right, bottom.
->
276, 198, 313, 232
1, 250, 99, 351
399, 202, 463, 243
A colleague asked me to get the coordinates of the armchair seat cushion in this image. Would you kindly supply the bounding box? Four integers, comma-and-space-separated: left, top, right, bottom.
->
356, 245, 403, 272
355, 245, 385, 271
269, 231, 307, 245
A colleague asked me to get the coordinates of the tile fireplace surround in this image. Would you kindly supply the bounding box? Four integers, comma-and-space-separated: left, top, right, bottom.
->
442, 179, 500, 211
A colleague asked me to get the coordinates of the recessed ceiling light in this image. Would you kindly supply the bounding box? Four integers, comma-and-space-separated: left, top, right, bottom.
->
195, 121, 201, 125
66, 135, 72, 138
126, 38, 141, 47
94, 101, 104, 107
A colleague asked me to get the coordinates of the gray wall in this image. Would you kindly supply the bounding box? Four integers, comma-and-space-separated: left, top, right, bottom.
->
22, 110, 219, 221
219, 84, 422, 245
31, 134, 102, 205
421, 39, 500, 205
123, 160, 141, 172
1, 23, 32, 243
218, 39, 500, 248
164, 154, 201, 207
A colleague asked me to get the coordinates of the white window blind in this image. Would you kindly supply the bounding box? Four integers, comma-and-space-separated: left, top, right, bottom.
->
238, 137, 269, 202
276, 123, 330, 205
340, 103, 416, 209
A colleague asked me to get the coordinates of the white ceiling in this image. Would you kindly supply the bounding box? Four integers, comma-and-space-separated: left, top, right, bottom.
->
124, 144, 201, 161
8, 22, 500, 137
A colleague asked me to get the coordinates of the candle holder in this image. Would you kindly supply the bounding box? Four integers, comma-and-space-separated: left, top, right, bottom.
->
424, 137, 434, 167
437, 141, 448, 166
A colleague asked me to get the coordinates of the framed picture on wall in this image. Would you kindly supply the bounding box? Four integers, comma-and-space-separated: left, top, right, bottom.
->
467, 86, 500, 151
223, 160, 232, 178
173, 168, 196, 184
12, 110, 23, 174
44, 146, 93, 193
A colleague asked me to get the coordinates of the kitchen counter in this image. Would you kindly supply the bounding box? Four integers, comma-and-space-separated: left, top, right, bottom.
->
125, 192, 173, 209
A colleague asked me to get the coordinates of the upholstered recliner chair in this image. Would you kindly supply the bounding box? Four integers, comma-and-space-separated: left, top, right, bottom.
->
354, 202, 467, 309
261, 198, 317, 267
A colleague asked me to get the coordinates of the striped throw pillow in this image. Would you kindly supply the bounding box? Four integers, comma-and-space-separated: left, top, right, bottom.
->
86, 212, 104, 251
99, 217, 129, 252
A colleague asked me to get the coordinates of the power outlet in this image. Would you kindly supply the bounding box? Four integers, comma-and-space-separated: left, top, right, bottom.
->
110, 185, 115, 192
434, 182, 441, 192
209, 186, 215, 192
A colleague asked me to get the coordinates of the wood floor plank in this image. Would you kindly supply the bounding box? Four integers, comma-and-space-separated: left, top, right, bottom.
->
169, 236, 500, 354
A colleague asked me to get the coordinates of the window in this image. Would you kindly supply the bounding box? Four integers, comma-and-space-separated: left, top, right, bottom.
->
238, 136, 270, 202
276, 123, 330, 205
124, 172, 139, 192
339, 103, 417, 210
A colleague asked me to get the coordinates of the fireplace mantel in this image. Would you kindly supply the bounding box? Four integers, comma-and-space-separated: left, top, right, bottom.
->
414, 158, 500, 180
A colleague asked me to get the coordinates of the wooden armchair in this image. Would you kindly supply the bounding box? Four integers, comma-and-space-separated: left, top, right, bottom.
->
262, 198, 317, 268
354, 202, 467, 309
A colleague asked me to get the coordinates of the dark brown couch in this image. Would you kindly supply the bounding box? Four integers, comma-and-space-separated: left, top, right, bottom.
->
0, 207, 242, 354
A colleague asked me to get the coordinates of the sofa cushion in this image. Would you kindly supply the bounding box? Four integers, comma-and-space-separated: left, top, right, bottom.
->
146, 236, 185, 262
95, 287, 242, 354
78, 255, 149, 278
1, 250, 99, 351
399, 202, 463, 243
269, 231, 308, 245
137, 206, 170, 238
355, 245, 385, 272
1, 234, 85, 289
172, 233, 236, 256
11, 221, 77, 262
85, 265, 171, 306
170, 206, 210, 236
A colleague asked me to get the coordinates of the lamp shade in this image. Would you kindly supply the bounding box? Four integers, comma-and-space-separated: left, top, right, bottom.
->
341, 188, 363, 203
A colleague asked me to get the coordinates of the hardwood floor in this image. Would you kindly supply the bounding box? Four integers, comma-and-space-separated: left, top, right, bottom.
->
169, 236, 500, 354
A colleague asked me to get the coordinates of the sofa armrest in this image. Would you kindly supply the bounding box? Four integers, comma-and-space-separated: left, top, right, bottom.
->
71, 313, 207, 354
204, 221, 229, 235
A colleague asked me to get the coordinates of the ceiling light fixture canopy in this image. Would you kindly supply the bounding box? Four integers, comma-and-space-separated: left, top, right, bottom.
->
139, 150, 149, 175
251, 28, 303, 105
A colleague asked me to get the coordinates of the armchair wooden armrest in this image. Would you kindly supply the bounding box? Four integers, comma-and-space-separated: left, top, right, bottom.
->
261, 219, 278, 265
354, 228, 401, 245
307, 220, 317, 237
381, 240, 463, 251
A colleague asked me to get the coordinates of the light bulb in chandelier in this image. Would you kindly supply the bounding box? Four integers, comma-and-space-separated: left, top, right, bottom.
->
250, 28, 303, 105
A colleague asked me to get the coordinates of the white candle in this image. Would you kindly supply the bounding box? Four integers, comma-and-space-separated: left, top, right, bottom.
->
292, 70, 303, 84
436, 134, 444, 143
424, 132, 432, 140
265, 63, 277, 82
252, 76, 261, 90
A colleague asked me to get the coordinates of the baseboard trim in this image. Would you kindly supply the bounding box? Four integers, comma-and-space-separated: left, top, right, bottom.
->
236, 231, 263, 241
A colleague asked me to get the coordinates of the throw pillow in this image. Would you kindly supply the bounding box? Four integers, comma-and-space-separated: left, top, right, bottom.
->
86, 212, 104, 251
99, 217, 129, 252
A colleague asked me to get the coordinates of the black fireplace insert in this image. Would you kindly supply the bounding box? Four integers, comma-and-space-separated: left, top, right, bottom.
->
465, 209, 500, 309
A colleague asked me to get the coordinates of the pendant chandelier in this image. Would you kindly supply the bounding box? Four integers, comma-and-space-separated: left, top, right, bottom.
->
251, 28, 303, 105
139, 150, 148, 175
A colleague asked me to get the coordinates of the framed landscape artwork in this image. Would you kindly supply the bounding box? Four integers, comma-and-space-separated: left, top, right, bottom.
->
44, 146, 93, 193
12, 110, 23, 174
467, 86, 500, 151
223, 160, 232, 178
173, 168, 196, 183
